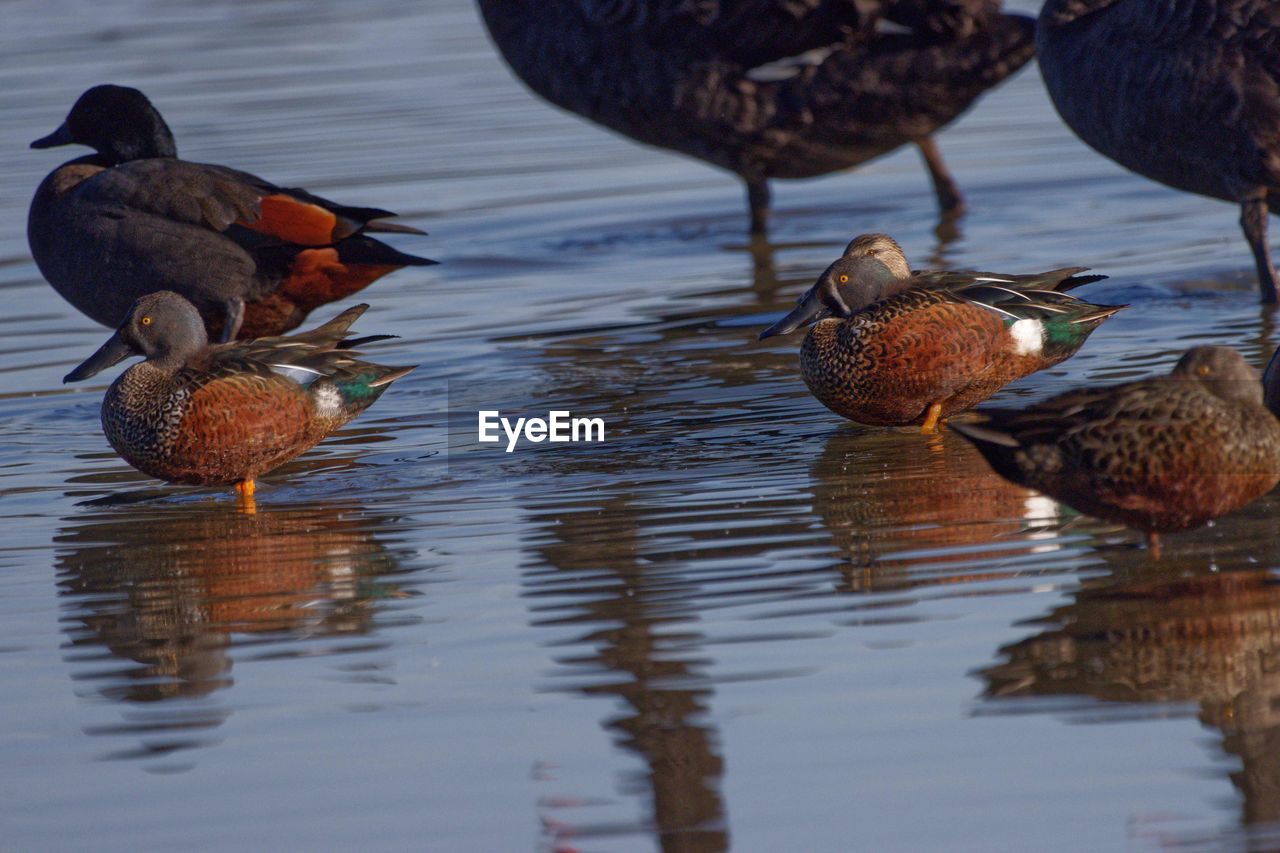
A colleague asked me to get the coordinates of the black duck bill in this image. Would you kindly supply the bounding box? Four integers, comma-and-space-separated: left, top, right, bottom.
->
64, 329, 136, 383
759, 256, 899, 340
759, 282, 846, 339
30, 122, 74, 149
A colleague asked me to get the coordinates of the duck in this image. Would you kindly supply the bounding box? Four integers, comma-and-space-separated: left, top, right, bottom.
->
29, 84, 436, 341
63, 290, 413, 502
1037, 0, 1280, 302
758, 233, 1122, 431
477, 0, 1035, 234
952, 346, 1280, 557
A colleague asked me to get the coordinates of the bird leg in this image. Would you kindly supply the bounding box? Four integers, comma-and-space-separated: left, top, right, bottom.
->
915, 137, 965, 216
746, 179, 771, 236
235, 478, 256, 514
1144, 530, 1161, 560
221, 297, 246, 342
920, 401, 943, 435
1240, 192, 1279, 303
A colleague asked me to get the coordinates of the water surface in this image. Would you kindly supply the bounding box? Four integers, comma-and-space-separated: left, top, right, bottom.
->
3, 1, 1280, 850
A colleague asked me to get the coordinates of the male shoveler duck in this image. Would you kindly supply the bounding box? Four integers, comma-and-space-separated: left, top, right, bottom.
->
478, 0, 1035, 234
29, 85, 436, 341
1038, 0, 1280, 302
952, 346, 1280, 557
758, 233, 1122, 431
63, 291, 413, 502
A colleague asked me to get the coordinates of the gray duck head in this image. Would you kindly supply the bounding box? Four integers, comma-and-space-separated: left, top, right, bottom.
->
65, 291, 209, 383
758, 233, 912, 339
1173, 346, 1264, 408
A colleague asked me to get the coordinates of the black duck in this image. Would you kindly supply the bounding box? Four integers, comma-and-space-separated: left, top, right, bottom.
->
478, 0, 1036, 233
1038, 0, 1280, 302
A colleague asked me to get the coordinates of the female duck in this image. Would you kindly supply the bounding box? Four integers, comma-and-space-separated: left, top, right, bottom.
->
478, 1, 1035, 233
1038, 0, 1280, 302
64, 291, 413, 500
759, 234, 1122, 432
952, 346, 1280, 557
30, 85, 435, 341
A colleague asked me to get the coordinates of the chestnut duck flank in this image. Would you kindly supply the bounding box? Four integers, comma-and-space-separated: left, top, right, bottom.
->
478, 0, 1035, 234
953, 346, 1280, 557
1038, 0, 1280, 302
759, 233, 1122, 431
64, 291, 412, 498
29, 85, 436, 341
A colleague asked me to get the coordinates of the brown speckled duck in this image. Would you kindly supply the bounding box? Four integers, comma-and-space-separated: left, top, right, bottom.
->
1038, 0, 1280, 302
478, 0, 1035, 233
63, 291, 412, 501
759, 233, 1122, 432
952, 346, 1280, 557
30, 85, 436, 341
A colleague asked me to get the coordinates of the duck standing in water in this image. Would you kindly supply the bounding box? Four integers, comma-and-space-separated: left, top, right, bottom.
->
759, 233, 1122, 432
952, 346, 1280, 558
29, 85, 436, 341
63, 291, 413, 504
477, 1, 1035, 234
1037, 0, 1280, 302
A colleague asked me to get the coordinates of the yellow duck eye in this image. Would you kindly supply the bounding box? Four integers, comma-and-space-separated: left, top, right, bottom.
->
140, 316, 152, 326
838, 274, 849, 283
1197, 364, 1211, 376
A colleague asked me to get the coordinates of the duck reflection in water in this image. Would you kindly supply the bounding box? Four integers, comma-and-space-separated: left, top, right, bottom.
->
525, 485, 729, 852
981, 507, 1280, 835
56, 502, 408, 762
809, 430, 1064, 594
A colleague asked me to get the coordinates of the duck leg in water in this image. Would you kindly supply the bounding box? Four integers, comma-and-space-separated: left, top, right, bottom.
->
920, 402, 944, 435
747, 180, 770, 236
916, 138, 964, 215
1241, 191, 1280, 304
235, 478, 256, 514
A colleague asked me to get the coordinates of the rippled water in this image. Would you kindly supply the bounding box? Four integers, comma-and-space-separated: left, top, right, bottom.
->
6, 1, 1280, 850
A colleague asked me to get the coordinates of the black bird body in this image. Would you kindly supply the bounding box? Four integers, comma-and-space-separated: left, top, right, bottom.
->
478, 0, 1035, 232
1038, 0, 1280, 301
29, 85, 435, 340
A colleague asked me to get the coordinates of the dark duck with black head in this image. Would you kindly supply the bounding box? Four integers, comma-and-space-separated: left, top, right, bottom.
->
29, 85, 436, 341
1037, 0, 1280, 302
759, 233, 1122, 432
477, 0, 1036, 234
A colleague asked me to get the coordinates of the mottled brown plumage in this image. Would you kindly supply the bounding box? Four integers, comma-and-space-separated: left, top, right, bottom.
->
1038, 0, 1280, 302
759, 233, 1121, 429
953, 346, 1280, 554
478, 0, 1035, 232
64, 291, 412, 494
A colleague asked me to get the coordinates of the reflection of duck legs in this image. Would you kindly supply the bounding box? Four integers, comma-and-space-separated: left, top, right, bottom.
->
526, 490, 729, 851
981, 560, 1280, 831
56, 501, 405, 763
809, 429, 1062, 591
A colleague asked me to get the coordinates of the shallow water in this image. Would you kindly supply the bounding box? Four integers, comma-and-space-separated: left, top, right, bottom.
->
4, 1, 1280, 850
